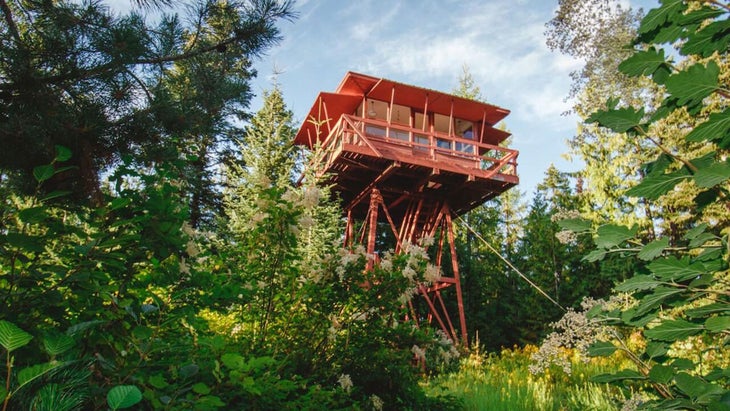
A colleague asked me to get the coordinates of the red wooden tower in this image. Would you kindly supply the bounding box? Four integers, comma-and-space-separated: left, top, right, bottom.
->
295, 72, 519, 344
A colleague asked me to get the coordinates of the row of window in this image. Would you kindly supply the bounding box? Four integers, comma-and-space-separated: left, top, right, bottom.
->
359, 99, 475, 141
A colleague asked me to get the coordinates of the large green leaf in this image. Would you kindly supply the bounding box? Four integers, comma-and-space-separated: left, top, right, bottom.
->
595, 224, 637, 248
586, 106, 645, 133
645, 319, 704, 341
619, 47, 667, 77
587, 341, 617, 357
54, 145, 72, 162
615, 275, 661, 292
648, 257, 706, 282
686, 303, 729, 318
686, 110, 730, 143
665, 61, 720, 108
705, 316, 730, 333
648, 364, 674, 384
0, 320, 33, 352
107, 385, 142, 410
631, 287, 684, 319
675, 372, 724, 403
43, 334, 75, 356
639, 0, 685, 36
625, 169, 690, 200
33, 165, 55, 183
694, 160, 730, 188
682, 18, 730, 58
637, 237, 670, 261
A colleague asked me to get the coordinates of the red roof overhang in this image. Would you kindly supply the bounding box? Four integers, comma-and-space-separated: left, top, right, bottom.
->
294, 71, 511, 147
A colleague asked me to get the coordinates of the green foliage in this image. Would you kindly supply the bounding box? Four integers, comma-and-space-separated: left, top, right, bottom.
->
544, 1, 730, 409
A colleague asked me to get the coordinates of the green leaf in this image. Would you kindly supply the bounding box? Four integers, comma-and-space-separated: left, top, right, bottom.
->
0, 320, 33, 352
192, 382, 211, 395
648, 257, 706, 282
583, 249, 608, 262
682, 18, 730, 58
625, 169, 690, 200
17, 362, 60, 387
686, 111, 730, 143
5, 232, 44, 252
54, 145, 72, 162
694, 160, 730, 188
689, 232, 717, 248
675, 372, 717, 402
645, 341, 668, 360
221, 353, 246, 370
705, 316, 730, 333
645, 319, 704, 341
684, 223, 709, 241
639, 0, 685, 36
18, 207, 49, 224
637, 238, 670, 261
557, 218, 592, 233
631, 287, 683, 319
649, 364, 674, 384
43, 334, 75, 356
39, 190, 72, 202
595, 224, 637, 248
615, 275, 661, 292
33, 165, 55, 183
587, 341, 617, 357
665, 61, 720, 109
586, 106, 645, 133
592, 369, 646, 383
0, 386, 6, 403
66, 320, 105, 336
687, 303, 729, 318
619, 47, 667, 77
107, 385, 142, 410
148, 374, 168, 389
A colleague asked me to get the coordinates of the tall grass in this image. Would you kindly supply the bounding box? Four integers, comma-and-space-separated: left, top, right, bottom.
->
426, 345, 628, 411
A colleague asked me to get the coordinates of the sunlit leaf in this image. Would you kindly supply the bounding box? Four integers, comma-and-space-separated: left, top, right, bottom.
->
683, 223, 708, 241
637, 238, 670, 261
586, 106, 645, 133
638, 0, 685, 36
587, 341, 617, 357
595, 224, 637, 248
686, 303, 729, 318
619, 47, 667, 77
631, 287, 683, 318
682, 18, 730, 57
625, 169, 690, 200
665, 61, 719, 108
685, 110, 730, 143
615, 275, 661, 292
645, 319, 703, 341
648, 257, 706, 282
693, 160, 730, 188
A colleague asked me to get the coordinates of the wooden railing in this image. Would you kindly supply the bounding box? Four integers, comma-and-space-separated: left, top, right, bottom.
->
313, 114, 518, 178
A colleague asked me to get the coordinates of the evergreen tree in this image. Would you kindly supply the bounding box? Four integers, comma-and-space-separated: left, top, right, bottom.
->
0, 0, 294, 205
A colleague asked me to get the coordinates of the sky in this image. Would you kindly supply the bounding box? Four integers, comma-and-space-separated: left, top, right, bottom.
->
250, 0, 657, 198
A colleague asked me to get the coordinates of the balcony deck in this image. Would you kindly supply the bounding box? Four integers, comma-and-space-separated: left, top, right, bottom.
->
312, 114, 519, 221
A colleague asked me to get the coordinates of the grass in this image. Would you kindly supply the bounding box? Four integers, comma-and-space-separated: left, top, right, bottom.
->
425, 345, 629, 411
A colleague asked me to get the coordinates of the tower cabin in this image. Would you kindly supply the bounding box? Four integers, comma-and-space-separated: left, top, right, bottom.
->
294, 72, 519, 344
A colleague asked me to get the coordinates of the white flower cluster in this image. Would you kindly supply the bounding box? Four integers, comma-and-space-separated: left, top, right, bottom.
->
411, 344, 426, 362
529, 297, 609, 376
337, 373, 353, 393
370, 394, 384, 411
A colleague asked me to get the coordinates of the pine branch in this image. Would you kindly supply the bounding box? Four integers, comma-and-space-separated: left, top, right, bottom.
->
0, 0, 22, 46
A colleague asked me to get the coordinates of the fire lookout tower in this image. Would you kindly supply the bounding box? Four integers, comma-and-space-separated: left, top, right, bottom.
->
294, 72, 519, 344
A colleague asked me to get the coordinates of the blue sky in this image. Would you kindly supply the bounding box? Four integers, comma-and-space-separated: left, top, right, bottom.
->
251, 0, 657, 197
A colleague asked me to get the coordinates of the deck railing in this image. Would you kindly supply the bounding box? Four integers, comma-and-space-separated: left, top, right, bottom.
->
313, 114, 518, 179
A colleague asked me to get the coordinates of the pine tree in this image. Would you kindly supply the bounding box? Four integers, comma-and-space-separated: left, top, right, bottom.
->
0, 0, 294, 204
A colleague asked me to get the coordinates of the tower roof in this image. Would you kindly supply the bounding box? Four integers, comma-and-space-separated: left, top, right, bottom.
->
294, 72, 511, 147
